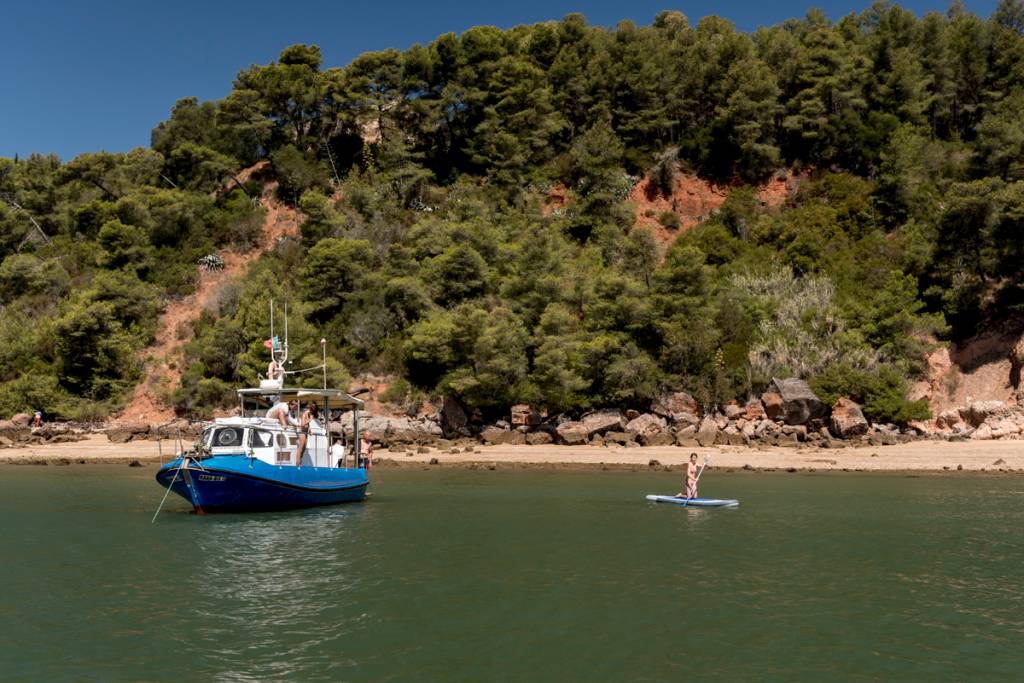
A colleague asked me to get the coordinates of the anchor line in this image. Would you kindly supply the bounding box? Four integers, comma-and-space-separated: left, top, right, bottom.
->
151, 461, 184, 524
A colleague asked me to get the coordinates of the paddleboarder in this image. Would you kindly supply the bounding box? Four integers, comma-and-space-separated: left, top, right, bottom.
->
677, 452, 700, 498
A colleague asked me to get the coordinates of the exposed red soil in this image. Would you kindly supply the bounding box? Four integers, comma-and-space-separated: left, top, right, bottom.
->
627, 168, 805, 252
113, 163, 300, 426
909, 331, 1022, 426
541, 183, 568, 217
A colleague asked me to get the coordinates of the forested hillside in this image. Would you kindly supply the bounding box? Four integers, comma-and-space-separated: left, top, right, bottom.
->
3, 2, 1024, 423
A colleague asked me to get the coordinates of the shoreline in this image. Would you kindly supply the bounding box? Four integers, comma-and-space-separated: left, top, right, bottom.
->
2, 434, 1023, 474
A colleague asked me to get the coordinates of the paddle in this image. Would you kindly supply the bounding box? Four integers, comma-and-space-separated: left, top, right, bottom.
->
683, 456, 710, 507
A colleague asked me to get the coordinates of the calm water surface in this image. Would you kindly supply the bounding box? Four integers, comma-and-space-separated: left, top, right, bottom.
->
1, 465, 1023, 681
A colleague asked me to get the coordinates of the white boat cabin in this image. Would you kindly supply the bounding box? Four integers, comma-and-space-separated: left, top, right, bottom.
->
200, 387, 364, 468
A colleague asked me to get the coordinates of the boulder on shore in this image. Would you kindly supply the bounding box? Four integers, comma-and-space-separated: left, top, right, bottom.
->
337, 411, 442, 444
603, 431, 635, 445
723, 401, 743, 420
510, 404, 541, 426
743, 399, 766, 421
761, 392, 783, 421
650, 392, 698, 423
479, 426, 526, 445
11, 413, 32, 427
525, 431, 553, 445
769, 378, 826, 425
962, 400, 1005, 428
441, 395, 469, 436
639, 432, 675, 447
695, 416, 718, 447
555, 410, 625, 445
830, 398, 868, 438
624, 413, 667, 436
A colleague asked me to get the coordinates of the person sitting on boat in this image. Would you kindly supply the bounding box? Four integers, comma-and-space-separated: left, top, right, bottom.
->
331, 437, 346, 467
267, 358, 282, 382
261, 357, 284, 390
293, 403, 320, 466
267, 399, 298, 429
677, 452, 699, 498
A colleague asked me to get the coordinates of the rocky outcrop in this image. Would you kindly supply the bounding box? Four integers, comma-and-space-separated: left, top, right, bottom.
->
770, 378, 826, 425
829, 398, 868, 438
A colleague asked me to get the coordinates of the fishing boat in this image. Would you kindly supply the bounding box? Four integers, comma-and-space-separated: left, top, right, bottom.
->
155, 305, 368, 514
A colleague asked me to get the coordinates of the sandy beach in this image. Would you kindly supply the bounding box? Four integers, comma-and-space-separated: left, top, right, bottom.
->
2, 434, 1024, 473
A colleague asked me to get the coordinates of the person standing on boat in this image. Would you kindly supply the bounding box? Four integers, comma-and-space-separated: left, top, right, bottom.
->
359, 432, 373, 469
677, 453, 699, 498
267, 399, 298, 428
293, 403, 320, 466
331, 437, 346, 467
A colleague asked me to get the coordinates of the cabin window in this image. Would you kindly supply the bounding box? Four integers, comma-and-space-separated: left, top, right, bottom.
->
250, 429, 274, 449
276, 450, 291, 464
212, 427, 244, 447
276, 433, 288, 448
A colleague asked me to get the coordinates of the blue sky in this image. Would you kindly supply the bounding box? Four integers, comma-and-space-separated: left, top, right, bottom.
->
2, 0, 997, 161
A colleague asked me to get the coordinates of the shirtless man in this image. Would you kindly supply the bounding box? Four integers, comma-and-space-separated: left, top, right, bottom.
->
678, 452, 700, 498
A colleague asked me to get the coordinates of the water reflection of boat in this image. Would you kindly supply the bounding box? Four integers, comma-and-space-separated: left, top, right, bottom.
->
155, 305, 368, 514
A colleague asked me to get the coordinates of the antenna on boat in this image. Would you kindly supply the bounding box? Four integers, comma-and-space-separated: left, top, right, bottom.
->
284, 301, 290, 365
321, 338, 327, 390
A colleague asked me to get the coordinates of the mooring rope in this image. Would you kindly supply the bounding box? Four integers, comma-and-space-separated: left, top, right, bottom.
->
151, 460, 184, 524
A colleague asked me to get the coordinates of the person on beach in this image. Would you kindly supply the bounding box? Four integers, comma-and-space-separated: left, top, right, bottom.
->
33, 410, 42, 428
359, 431, 373, 469
293, 403, 319, 466
677, 452, 699, 498
331, 437, 345, 467
267, 399, 297, 429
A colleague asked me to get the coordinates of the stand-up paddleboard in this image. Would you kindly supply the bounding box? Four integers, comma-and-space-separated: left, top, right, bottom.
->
646, 494, 739, 508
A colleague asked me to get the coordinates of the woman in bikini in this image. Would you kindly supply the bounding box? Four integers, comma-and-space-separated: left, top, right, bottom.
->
677, 452, 699, 498
293, 403, 319, 466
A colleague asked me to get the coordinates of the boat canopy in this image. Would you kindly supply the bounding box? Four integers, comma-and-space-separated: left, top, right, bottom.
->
236, 387, 364, 410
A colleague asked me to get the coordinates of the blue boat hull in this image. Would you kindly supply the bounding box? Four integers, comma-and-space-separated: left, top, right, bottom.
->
156, 455, 368, 513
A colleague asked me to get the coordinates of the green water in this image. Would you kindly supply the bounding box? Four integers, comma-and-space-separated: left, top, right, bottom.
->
1, 466, 1023, 682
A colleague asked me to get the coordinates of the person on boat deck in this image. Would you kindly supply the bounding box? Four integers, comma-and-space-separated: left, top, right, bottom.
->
677, 453, 699, 498
359, 432, 373, 469
267, 357, 283, 382
293, 403, 320, 466
331, 437, 345, 467
267, 400, 298, 428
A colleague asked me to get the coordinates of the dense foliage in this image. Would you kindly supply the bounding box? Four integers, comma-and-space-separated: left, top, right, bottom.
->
4, 2, 1024, 422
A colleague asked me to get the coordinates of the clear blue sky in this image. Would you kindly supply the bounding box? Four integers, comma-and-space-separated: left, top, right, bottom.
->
2, 0, 996, 161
